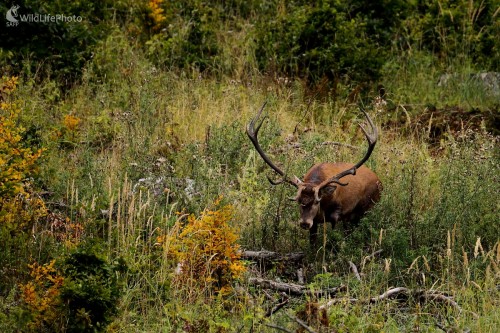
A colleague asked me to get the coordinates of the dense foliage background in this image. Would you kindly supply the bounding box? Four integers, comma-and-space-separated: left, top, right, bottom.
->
1, 0, 498, 88
1, 0, 499, 332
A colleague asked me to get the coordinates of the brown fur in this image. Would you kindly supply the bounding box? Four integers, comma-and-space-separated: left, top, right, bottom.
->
298, 162, 382, 245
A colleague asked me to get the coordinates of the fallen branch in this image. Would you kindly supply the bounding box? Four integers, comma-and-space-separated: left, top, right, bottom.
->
285, 312, 318, 333
368, 287, 409, 303
249, 277, 343, 297
250, 291, 291, 332
320, 287, 478, 318
319, 298, 359, 309
297, 268, 305, 284
348, 261, 362, 281
249, 278, 305, 295
242, 250, 305, 263
265, 292, 290, 317
264, 323, 293, 333
267, 298, 289, 317
415, 290, 479, 319
361, 249, 383, 270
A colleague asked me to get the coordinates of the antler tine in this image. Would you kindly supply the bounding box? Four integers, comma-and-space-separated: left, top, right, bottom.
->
313, 110, 378, 196
267, 176, 284, 185
268, 176, 303, 187
358, 109, 377, 147
246, 102, 301, 188
313, 179, 349, 202
330, 179, 349, 186
247, 102, 267, 137
336, 109, 377, 176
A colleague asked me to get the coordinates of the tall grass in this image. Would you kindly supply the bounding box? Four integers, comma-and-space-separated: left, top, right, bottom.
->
2, 28, 498, 331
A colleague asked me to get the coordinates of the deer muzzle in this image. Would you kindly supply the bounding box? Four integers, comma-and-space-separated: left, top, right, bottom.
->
299, 219, 314, 230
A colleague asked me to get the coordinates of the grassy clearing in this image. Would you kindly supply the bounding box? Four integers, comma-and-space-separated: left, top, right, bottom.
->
1, 27, 499, 332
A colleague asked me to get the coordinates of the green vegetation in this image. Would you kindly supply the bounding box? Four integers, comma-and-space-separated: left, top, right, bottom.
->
1, 0, 499, 332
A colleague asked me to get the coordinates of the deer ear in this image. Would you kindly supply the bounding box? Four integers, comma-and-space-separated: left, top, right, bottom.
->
321, 185, 337, 196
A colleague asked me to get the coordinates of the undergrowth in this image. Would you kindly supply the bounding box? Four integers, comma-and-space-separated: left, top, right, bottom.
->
1, 7, 499, 331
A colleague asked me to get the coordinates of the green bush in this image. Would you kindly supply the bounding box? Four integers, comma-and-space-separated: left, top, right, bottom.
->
0, 0, 131, 86
348, 0, 411, 42
398, 0, 499, 69
60, 243, 125, 332
255, 2, 386, 87
360, 131, 499, 277
145, 1, 219, 72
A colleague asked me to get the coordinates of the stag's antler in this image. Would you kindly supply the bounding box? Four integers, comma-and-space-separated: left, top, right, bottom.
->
313, 110, 378, 201
246, 103, 301, 187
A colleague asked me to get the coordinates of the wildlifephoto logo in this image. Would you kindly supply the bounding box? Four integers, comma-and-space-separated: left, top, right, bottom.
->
6, 4, 83, 27
5, 4, 19, 26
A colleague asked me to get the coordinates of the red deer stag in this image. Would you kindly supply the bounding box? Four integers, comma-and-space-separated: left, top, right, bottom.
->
246, 103, 382, 246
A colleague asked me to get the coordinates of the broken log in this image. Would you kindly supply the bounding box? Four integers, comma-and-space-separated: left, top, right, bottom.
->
242, 250, 305, 262
249, 278, 306, 295
368, 287, 409, 303
249, 277, 343, 297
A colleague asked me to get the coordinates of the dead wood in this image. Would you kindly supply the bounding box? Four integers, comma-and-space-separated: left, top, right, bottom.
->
348, 261, 362, 281
285, 312, 318, 333
249, 291, 291, 332
242, 250, 305, 262
414, 290, 479, 319
249, 278, 305, 295
361, 249, 383, 270
264, 292, 290, 317
320, 287, 478, 318
266, 298, 290, 317
368, 287, 409, 303
264, 323, 293, 333
249, 277, 343, 297
297, 268, 305, 284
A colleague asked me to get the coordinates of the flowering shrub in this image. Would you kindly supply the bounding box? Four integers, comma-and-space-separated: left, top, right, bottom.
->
62, 114, 81, 132
19, 260, 64, 330
17, 246, 123, 332
0, 76, 43, 197
56, 114, 83, 145
0, 76, 46, 233
148, 0, 166, 31
0, 193, 47, 233
161, 198, 246, 298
